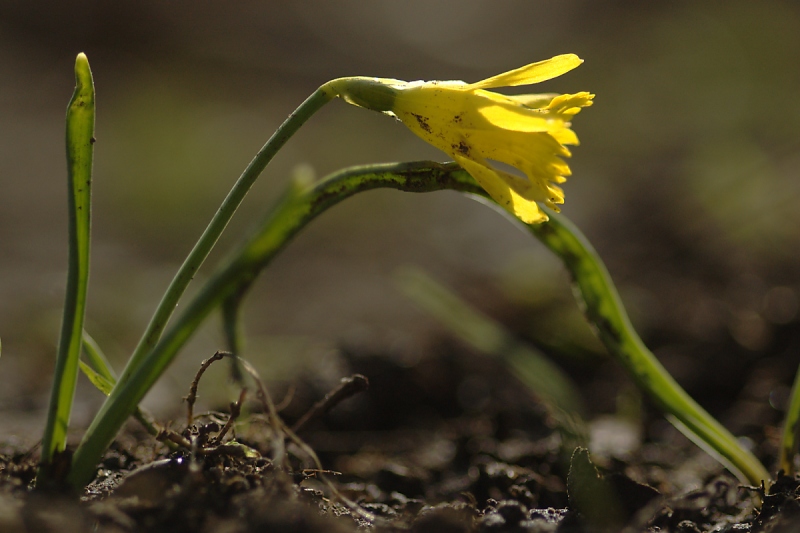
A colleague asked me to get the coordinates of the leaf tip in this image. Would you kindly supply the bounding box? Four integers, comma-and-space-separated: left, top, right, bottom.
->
74, 53, 93, 88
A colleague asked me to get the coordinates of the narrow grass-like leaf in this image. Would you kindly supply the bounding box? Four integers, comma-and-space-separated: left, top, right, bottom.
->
79, 361, 114, 396
82, 331, 115, 383
39, 53, 95, 481
394, 266, 585, 426
779, 365, 800, 474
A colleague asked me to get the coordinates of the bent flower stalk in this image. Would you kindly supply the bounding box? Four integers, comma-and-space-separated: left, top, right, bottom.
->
326, 54, 594, 224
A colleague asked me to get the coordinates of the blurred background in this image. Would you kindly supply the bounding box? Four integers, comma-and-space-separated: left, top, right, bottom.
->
1, 1, 799, 445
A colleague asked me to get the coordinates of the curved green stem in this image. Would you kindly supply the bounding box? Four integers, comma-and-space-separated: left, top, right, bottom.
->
527, 214, 770, 486
115, 86, 334, 390
39, 53, 95, 483
69, 160, 769, 488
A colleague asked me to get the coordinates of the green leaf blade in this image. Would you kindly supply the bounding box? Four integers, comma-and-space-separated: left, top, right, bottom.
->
39, 53, 95, 483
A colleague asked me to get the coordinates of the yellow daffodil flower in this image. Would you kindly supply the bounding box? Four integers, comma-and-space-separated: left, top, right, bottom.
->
326, 54, 593, 223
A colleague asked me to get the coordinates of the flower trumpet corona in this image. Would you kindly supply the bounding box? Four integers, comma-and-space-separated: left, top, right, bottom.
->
326, 54, 593, 223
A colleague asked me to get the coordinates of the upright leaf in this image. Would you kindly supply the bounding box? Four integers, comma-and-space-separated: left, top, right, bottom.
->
39, 53, 95, 482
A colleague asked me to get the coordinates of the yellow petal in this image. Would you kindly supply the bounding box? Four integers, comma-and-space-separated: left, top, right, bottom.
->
547, 126, 579, 146
466, 128, 572, 182
454, 155, 548, 224
478, 92, 592, 137
476, 95, 566, 133
546, 92, 595, 117
469, 54, 583, 90
506, 93, 558, 109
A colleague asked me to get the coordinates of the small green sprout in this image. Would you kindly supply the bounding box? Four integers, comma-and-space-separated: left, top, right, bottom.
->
39, 53, 95, 484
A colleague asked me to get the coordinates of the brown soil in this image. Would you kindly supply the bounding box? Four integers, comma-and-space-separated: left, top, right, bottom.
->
2, 331, 800, 532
